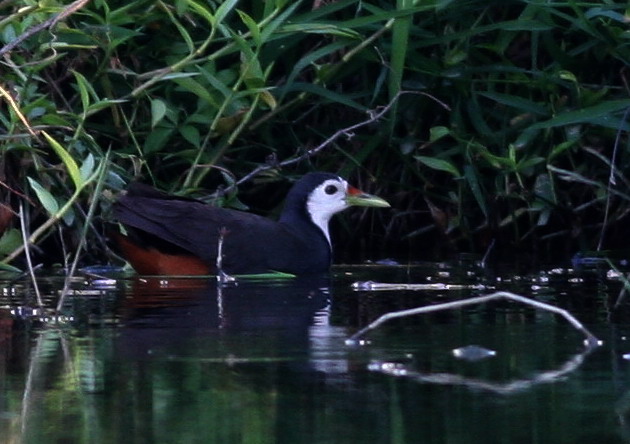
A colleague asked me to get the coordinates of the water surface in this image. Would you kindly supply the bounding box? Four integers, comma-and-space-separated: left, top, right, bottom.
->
1, 260, 629, 443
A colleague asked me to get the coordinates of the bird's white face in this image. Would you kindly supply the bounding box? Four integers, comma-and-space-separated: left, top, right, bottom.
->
306, 177, 351, 245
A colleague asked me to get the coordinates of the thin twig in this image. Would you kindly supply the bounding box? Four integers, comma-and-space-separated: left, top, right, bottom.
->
215, 226, 234, 284
598, 106, 630, 251
346, 290, 601, 349
0, 85, 38, 139
0, 0, 90, 58
56, 153, 109, 313
19, 201, 42, 307
229, 91, 450, 193
369, 345, 595, 395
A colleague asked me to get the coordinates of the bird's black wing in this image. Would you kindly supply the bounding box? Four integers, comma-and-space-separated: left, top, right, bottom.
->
114, 193, 320, 274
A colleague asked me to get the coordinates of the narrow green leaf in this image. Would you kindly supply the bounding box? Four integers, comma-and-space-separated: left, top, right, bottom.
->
86, 99, 127, 115
549, 140, 577, 160
478, 91, 549, 116
172, 77, 221, 108
237, 10, 261, 47
215, 0, 239, 24
415, 155, 461, 177
198, 65, 233, 98
280, 82, 365, 111
517, 156, 545, 171
464, 165, 488, 218
259, 1, 301, 42
0, 262, 22, 272
429, 126, 450, 142
279, 23, 360, 38
283, 40, 349, 95
164, 6, 195, 52
72, 70, 92, 112
42, 131, 82, 190
28, 177, 59, 215
161, 72, 201, 80
186, 0, 216, 26
389, 0, 412, 105
529, 100, 630, 130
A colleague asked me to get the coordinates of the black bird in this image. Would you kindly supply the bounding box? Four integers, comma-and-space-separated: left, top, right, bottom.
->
112, 172, 389, 275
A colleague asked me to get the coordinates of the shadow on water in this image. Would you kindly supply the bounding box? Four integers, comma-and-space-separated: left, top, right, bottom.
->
2, 261, 630, 443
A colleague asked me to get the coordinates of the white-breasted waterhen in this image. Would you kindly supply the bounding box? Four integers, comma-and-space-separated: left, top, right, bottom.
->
112, 172, 390, 275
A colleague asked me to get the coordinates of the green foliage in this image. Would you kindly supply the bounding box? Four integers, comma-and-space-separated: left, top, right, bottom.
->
1, 0, 630, 269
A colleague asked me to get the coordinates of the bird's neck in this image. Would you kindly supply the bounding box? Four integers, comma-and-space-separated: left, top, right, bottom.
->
304, 205, 332, 246
279, 205, 332, 250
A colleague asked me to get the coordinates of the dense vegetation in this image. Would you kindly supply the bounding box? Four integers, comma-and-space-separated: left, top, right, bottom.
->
0, 0, 629, 272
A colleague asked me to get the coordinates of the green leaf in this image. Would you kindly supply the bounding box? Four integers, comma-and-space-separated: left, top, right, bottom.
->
80, 153, 95, 181
280, 82, 365, 111
283, 40, 349, 94
259, 1, 301, 42
173, 77, 221, 108
415, 155, 461, 177
198, 65, 233, 99
86, 99, 127, 115
464, 165, 487, 218
151, 99, 168, 128
166, 7, 195, 52
529, 100, 630, 130
237, 10, 261, 47
72, 70, 93, 112
42, 131, 82, 190
186, 0, 216, 26
234, 271, 297, 279
179, 125, 200, 147
0, 262, 22, 273
144, 127, 175, 154
215, 0, 239, 24
477, 91, 549, 116
0, 228, 21, 256
517, 156, 545, 171
280, 23, 360, 38
28, 177, 59, 216
429, 126, 450, 142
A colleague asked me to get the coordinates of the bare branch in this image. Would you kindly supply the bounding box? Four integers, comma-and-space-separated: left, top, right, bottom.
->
0, 0, 91, 58
346, 290, 601, 350
230, 91, 450, 191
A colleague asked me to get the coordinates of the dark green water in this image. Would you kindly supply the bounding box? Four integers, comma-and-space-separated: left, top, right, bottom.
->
1, 260, 630, 443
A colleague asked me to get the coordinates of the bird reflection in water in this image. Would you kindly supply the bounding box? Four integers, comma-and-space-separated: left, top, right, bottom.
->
116, 275, 333, 363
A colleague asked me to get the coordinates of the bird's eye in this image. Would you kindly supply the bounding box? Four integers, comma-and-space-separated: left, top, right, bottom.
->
324, 184, 338, 195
